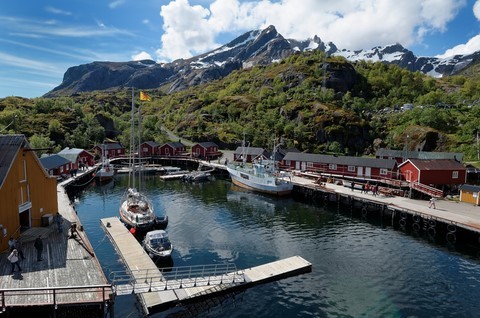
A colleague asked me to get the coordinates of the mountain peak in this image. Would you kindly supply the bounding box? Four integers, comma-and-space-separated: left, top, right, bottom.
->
44, 25, 480, 97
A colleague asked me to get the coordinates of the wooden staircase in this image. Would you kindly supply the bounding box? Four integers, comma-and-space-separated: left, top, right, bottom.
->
410, 182, 443, 198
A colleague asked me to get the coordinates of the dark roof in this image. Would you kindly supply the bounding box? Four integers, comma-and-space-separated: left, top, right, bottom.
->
39, 154, 72, 170
283, 152, 397, 169
376, 148, 464, 161
142, 141, 160, 148
195, 142, 218, 148
234, 147, 268, 157
0, 135, 28, 188
399, 159, 466, 171
459, 184, 480, 192
96, 143, 124, 151
164, 142, 185, 148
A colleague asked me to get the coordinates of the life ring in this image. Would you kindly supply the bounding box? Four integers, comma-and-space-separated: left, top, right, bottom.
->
446, 232, 456, 243
447, 224, 457, 233
412, 222, 421, 231
361, 207, 368, 216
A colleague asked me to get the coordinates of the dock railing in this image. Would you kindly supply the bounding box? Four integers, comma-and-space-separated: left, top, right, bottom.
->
110, 263, 246, 295
0, 284, 112, 310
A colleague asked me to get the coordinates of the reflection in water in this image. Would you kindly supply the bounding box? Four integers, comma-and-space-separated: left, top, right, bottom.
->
71, 176, 480, 318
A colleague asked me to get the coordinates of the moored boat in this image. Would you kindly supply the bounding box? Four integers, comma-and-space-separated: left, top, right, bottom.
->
227, 138, 292, 196
119, 89, 158, 232
95, 144, 115, 182
142, 229, 173, 259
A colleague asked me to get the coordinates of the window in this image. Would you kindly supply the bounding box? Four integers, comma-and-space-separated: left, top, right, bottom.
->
20, 160, 27, 183
285, 160, 291, 166
380, 169, 388, 175
307, 162, 313, 168
348, 166, 355, 172
329, 163, 337, 170
452, 171, 459, 179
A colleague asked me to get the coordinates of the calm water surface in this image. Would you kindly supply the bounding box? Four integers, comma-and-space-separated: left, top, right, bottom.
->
72, 175, 480, 317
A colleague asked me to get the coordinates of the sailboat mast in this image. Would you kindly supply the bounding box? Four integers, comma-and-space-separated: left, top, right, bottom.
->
129, 87, 136, 189
138, 101, 143, 191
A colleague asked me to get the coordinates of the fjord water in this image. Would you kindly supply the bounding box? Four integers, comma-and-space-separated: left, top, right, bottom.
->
72, 175, 480, 317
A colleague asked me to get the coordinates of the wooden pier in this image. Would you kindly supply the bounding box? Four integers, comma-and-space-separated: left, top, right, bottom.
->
0, 183, 110, 315
100, 217, 312, 315
290, 173, 480, 243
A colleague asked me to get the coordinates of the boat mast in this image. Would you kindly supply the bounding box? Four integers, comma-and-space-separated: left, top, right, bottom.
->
137, 99, 143, 191
129, 87, 136, 189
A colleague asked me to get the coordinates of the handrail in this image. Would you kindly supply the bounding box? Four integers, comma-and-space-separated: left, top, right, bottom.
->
0, 284, 112, 310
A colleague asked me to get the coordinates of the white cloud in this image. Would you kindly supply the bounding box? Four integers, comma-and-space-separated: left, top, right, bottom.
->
109, 0, 126, 9
156, 0, 219, 61
155, 0, 468, 62
132, 51, 153, 61
436, 34, 480, 58
474, 0, 480, 20
45, 6, 72, 16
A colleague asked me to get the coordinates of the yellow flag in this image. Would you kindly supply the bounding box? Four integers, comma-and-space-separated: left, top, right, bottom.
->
140, 91, 151, 101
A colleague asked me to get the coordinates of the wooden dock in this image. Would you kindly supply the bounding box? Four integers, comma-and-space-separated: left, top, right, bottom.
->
0, 184, 110, 313
291, 173, 480, 233
100, 217, 312, 314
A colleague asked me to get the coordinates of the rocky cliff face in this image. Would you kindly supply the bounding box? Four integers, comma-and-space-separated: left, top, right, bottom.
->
44, 25, 480, 97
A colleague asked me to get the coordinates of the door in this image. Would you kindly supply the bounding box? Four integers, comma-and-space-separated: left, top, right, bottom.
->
295, 161, 300, 170
19, 209, 31, 230
365, 167, 371, 177
357, 167, 363, 177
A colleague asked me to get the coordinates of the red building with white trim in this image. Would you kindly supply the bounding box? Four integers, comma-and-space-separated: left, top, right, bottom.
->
159, 142, 186, 156
93, 142, 125, 159
140, 141, 160, 157
398, 159, 466, 186
191, 142, 222, 160
281, 152, 398, 180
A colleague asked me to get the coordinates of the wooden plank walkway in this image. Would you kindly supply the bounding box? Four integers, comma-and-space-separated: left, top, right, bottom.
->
101, 217, 312, 314
100, 217, 177, 313
0, 184, 109, 308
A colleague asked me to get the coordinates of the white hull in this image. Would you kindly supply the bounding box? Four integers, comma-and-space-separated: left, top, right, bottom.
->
227, 165, 292, 196
119, 188, 156, 231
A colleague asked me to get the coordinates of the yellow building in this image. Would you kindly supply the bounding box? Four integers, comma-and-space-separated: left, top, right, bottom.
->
459, 184, 480, 205
0, 135, 58, 251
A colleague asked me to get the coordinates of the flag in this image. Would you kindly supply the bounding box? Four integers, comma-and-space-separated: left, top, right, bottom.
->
140, 91, 151, 101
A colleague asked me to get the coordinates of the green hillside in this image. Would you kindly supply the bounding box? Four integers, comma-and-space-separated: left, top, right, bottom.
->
1, 50, 480, 160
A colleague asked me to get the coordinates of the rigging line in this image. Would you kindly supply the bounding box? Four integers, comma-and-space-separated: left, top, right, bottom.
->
93, 234, 109, 250
69, 174, 97, 187
0, 119, 15, 133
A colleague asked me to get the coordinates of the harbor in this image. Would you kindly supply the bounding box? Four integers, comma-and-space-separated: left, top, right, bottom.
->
2, 158, 480, 316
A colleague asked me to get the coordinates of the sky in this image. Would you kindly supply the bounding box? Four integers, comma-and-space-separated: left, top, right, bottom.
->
1, 0, 480, 99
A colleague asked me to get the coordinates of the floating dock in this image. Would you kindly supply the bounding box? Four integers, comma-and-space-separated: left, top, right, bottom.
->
100, 217, 312, 315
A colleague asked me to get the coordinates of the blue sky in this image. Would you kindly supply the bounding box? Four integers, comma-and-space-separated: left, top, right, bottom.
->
1, 0, 479, 98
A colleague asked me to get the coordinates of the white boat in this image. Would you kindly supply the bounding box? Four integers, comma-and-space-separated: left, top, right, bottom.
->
226, 139, 293, 196
95, 146, 114, 182
119, 89, 158, 232
142, 230, 173, 259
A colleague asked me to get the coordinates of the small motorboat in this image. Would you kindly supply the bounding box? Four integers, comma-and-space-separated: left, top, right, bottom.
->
142, 230, 173, 259
155, 215, 169, 229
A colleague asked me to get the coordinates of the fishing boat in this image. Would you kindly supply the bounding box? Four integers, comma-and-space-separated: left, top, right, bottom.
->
94, 144, 114, 183
142, 229, 173, 259
226, 138, 293, 196
119, 89, 160, 232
